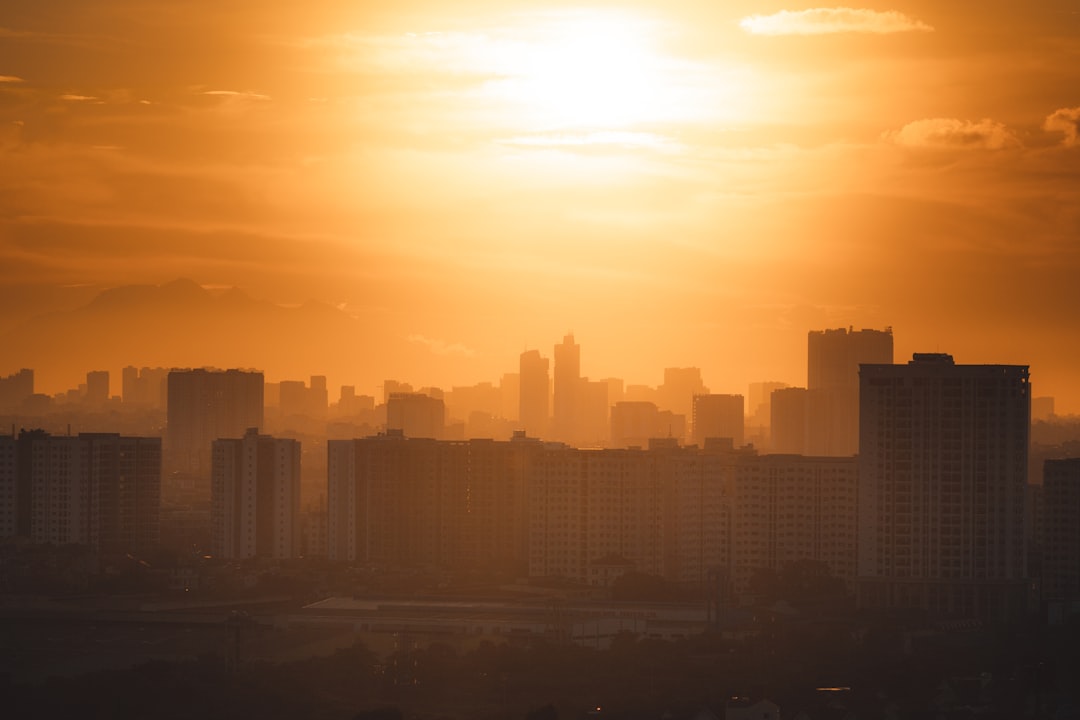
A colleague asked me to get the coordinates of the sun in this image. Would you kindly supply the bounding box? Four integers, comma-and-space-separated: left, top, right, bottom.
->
489, 10, 674, 131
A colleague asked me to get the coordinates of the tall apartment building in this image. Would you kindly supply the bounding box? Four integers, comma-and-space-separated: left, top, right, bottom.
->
326, 434, 859, 593
858, 353, 1030, 619
1042, 458, 1080, 600
327, 432, 537, 573
165, 368, 264, 478
0, 430, 160, 556
211, 428, 300, 560
692, 394, 745, 447
807, 327, 893, 456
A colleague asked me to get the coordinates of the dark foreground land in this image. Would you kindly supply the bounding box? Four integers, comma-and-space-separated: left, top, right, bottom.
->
2, 600, 1079, 720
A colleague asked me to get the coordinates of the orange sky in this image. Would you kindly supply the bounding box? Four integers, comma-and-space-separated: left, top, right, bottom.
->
2, 1, 1079, 410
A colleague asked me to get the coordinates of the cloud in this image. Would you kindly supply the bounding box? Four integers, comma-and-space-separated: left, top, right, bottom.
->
1045, 107, 1080, 147
202, 90, 271, 101
59, 93, 97, 101
0, 75, 23, 83
740, 7, 933, 35
884, 118, 1019, 150
407, 334, 477, 358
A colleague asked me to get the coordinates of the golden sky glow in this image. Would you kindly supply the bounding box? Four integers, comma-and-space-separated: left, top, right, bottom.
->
2, 1, 1080, 410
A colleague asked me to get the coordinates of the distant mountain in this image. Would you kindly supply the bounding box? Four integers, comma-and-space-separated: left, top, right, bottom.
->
0, 279, 403, 394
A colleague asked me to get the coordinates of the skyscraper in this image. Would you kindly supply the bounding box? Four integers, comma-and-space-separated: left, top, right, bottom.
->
857, 353, 1030, 619
552, 333, 581, 444
1042, 458, 1080, 601
386, 392, 446, 439
807, 327, 893, 456
519, 349, 550, 439
211, 428, 300, 560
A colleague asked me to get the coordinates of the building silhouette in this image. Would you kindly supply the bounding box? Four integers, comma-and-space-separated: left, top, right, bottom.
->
519, 350, 550, 439
386, 391, 446, 439
165, 368, 264, 478
692, 394, 745, 447
327, 432, 536, 573
770, 387, 809, 454
0, 430, 160, 557
0, 368, 33, 411
1042, 458, 1080, 601
211, 428, 300, 560
326, 434, 858, 594
807, 327, 893, 456
857, 353, 1030, 619
552, 333, 581, 444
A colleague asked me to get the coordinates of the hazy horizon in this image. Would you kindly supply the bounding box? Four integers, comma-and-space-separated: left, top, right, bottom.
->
3, 1, 1080, 411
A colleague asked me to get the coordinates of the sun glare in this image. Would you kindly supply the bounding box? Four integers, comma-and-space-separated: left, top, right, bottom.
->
487, 10, 675, 130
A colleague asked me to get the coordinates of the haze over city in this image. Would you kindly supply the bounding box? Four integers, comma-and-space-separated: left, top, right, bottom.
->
4, 2, 1080, 720
2, 0, 1080, 410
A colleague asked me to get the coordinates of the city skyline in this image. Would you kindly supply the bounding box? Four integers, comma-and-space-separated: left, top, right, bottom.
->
2, 1, 1080, 413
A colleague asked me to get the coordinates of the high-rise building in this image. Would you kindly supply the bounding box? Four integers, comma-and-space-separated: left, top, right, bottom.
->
692, 394, 744, 447
85, 370, 110, 407
211, 428, 300, 560
122, 366, 169, 409
770, 387, 809, 454
0, 430, 160, 556
807, 327, 893, 456
857, 353, 1030, 619
552, 334, 581, 444
327, 433, 537, 572
0, 369, 34, 411
610, 401, 661, 448
519, 350, 550, 439
386, 392, 446, 439
165, 368, 264, 478
1042, 458, 1080, 600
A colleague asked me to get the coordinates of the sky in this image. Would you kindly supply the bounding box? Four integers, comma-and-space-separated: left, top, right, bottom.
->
2, 1, 1079, 410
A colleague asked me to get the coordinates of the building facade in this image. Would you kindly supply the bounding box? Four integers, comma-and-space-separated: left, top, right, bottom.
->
211, 428, 301, 560
857, 353, 1030, 619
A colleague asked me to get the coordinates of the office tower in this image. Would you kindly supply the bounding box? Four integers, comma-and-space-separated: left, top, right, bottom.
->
659, 367, 708, 421
552, 334, 581, 444
1, 430, 160, 556
211, 428, 300, 560
1031, 396, 1055, 422
386, 392, 446, 439
858, 353, 1030, 619
692, 394, 745, 447
519, 350, 550, 438
807, 327, 893, 456
165, 368, 264, 477
0, 369, 34, 411
1042, 458, 1080, 600
770, 387, 809, 454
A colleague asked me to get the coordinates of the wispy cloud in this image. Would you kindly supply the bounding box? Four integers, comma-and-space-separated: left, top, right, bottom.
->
407, 334, 477, 358
740, 7, 933, 35
202, 90, 271, 101
0, 75, 23, 83
884, 118, 1018, 150
59, 93, 98, 102
1045, 107, 1080, 147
